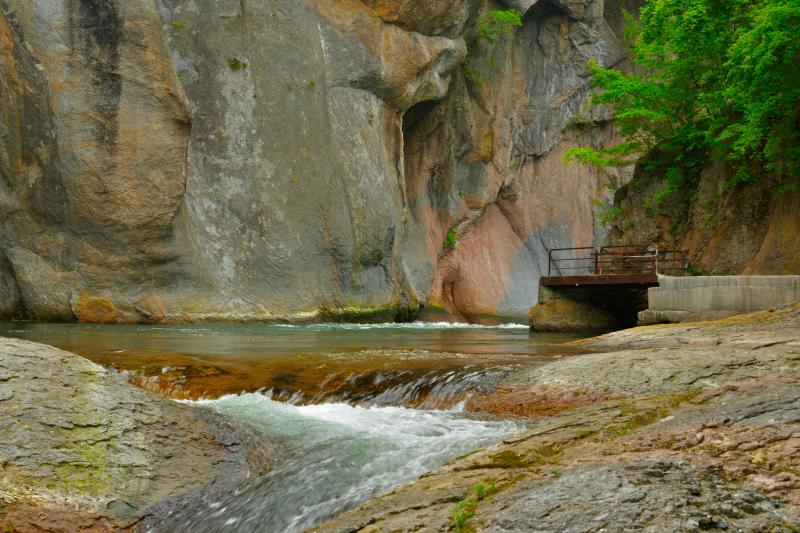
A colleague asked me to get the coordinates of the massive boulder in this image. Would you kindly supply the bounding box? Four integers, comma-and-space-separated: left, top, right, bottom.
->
0, 0, 637, 323
0, 337, 271, 529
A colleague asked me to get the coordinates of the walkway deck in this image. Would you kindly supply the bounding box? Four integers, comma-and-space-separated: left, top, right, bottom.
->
532, 246, 688, 331
540, 273, 660, 289
545, 245, 687, 280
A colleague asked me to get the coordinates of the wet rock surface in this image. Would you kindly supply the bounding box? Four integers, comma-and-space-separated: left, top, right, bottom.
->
510, 344, 800, 396
0, 337, 272, 531
315, 305, 800, 532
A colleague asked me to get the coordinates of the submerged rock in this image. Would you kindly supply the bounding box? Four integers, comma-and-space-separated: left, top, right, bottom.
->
0, 337, 272, 530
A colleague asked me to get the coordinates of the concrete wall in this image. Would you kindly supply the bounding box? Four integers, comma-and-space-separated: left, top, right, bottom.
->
531, 284, 649, 332
639, 275, 800, 324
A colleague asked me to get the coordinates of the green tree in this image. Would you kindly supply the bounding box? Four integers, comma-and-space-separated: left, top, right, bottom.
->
721, 0, 800, 188
566, 0, 800, 202
476, 9, 523, 45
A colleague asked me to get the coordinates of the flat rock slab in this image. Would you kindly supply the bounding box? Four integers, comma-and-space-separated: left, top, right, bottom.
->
481, 460, 795, 532
578, 301, 800, 352
316, 378, 800, 533
0, 337, 271, 529
512, 345, 800, 396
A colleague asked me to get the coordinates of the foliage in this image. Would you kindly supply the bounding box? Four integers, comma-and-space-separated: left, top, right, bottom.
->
476, 9, 523, 45
443, 227, 459, 249
566, 0, 800, 203
592, 198, 623, 228
451, 481, 497, 532
564, 112, 594, 131
461, 63, 486, 87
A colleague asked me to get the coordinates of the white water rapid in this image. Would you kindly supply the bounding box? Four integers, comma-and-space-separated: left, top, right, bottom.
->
158, 393, 522, 532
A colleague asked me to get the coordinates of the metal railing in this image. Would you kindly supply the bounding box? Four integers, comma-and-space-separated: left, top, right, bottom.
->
547, 245, 688, 277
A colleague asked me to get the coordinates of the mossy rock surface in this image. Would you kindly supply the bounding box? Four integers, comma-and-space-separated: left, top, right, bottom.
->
0, 337, 272, 529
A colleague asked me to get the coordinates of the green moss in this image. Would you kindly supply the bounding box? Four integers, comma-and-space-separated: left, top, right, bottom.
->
688, 265, 704, 276
487, 450, 527, 468
564, 112, 594, 131
612, 402, 669, 437
54, 459, 113, 498
529, 444, 564, 467
420, 304, 448, 315
54, 381, 116, 497
11, 307, 36, 321
665, 390, 703, 407
595, 391, 702, 442
228, 57, 248, 71
46, 425, 116, 498
318, 305, 415, 324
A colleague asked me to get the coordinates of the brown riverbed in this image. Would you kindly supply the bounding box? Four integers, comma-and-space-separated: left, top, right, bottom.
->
0, 321, 589, 406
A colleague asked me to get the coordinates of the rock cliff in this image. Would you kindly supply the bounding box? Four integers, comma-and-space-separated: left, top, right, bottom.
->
0, 0, 638, 323
604, 160, 800, 276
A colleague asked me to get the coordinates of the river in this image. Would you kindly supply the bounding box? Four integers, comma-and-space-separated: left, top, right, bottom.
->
0, 321, 586, 532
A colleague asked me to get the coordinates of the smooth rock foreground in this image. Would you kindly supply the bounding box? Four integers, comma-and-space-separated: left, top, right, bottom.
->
2, 305, 799, 532
315, 303, 800, 532
0, 337, 272, 531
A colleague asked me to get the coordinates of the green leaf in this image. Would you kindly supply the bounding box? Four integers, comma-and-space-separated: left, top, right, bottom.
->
568, 0, 800, 195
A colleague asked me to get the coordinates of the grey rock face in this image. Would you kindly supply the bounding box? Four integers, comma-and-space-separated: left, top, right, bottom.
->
0, 0, 639, 323
483, 460, 797, 532
0, 1, 189, 321
422, 0, 635, 320
516, 345, 800, 395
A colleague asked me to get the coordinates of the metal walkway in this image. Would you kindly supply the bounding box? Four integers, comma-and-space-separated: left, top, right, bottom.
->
541, 245, 688, 288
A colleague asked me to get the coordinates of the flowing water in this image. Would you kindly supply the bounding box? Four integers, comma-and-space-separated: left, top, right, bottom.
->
162, 395, 521, 532
0, 321, 587, 532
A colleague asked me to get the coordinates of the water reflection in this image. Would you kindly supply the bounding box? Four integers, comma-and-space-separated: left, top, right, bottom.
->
0, 321, 587, 405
